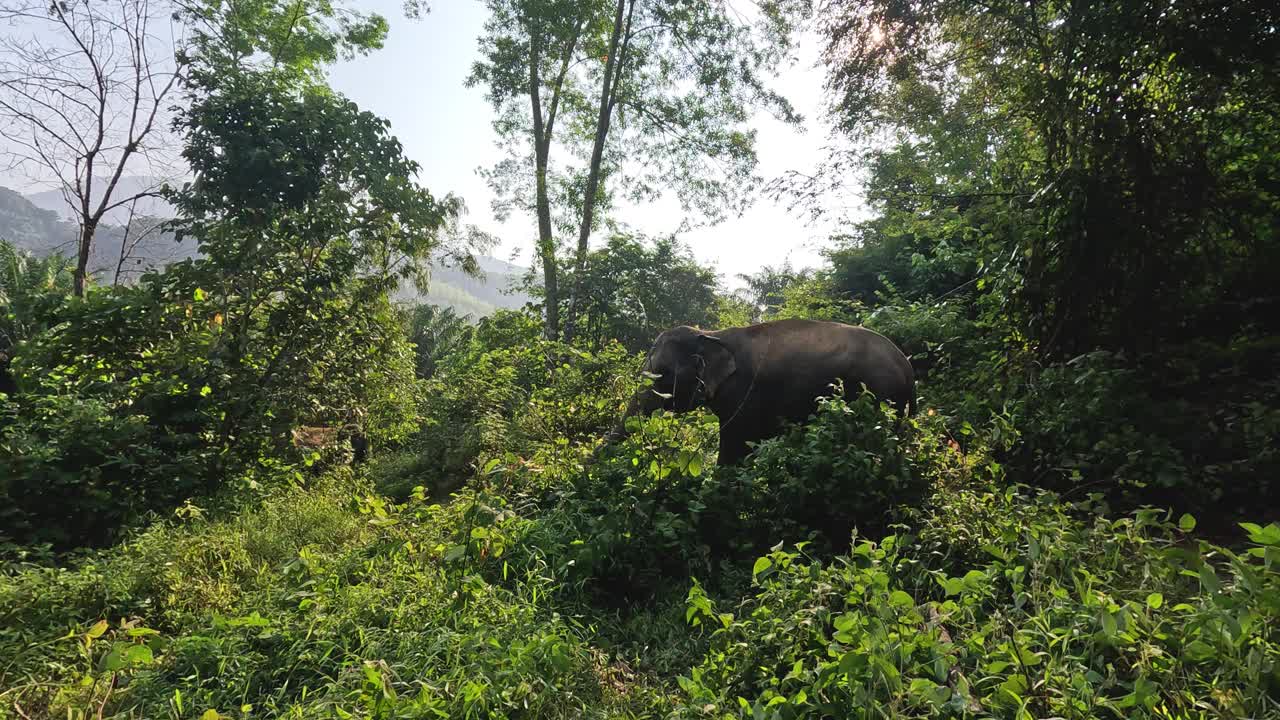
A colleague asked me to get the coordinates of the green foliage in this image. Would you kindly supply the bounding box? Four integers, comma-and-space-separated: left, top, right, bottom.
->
676, 484, 1280, 719
998, 348, 1280, 527
770, 273, 866, 325
503, 408, 722, 603
0, 473, 659, 719
549, 233, 721, 352
178, 0, 390, 86
735, 262, 816, 322
815, 0, 1280, 356
709, 389, 925, 556
2, 280, 223, 547
403, 302, 474, 379
487, 390, 941, 612
0, 274, 418, 547
0, 238, 73, 356
0, 2, 453, 547
400, 323, 640, 497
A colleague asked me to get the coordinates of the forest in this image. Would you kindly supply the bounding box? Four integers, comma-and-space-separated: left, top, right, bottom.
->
1, 0, 1278, 718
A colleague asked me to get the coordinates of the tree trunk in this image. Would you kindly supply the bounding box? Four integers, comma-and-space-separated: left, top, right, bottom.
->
74, 219, 96, 297
563, 0, 632, 344
529, 33, 560, 341
535, 143, 560, 341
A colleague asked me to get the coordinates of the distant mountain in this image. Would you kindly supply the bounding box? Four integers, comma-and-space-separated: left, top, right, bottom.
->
0, 186, 69, 252
0, 185, 195, 283
2, 182, 533, 316
393, 257, 533, 318
24, 176, 176, 225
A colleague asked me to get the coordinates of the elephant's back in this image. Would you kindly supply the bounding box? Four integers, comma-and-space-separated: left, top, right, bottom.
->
742, 319, 915, 414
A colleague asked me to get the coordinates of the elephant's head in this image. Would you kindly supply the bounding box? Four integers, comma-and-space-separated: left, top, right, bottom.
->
601, 326, 736, 447
641, 325, 737, 413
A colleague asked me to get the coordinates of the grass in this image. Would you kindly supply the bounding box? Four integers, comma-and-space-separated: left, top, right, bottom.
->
2, 413, 1278, 719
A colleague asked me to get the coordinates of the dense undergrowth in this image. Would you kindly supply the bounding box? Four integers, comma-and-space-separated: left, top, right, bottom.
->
3, 0, 1279, 715
3, 352, 1278, 717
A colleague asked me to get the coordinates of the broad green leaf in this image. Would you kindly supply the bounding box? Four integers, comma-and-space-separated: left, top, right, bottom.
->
1178, 513, 1196, 532
1183, 639, 1216, 662
123, 644, 154, 666
1198, 565, 1220, 593
98, 649, 125, 672
752, 557, 772, 577
1100, 611, 1118, 638
1240, 521, 1280, 546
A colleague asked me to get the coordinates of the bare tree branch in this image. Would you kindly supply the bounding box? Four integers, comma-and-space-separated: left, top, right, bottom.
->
0, 0, 186, 296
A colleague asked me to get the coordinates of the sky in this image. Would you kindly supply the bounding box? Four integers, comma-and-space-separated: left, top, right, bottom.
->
1, 0, 854, 287
324, 0, 847, 286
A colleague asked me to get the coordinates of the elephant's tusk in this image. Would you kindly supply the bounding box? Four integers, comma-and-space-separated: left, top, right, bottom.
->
641, 371, 663, 379
650, 389, 673, 399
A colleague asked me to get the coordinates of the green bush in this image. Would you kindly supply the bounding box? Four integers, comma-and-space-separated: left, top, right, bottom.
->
505, 408, 722, 603
0, 271, 420, 548
706, 388, 924, 557
409, 330, 640, 496
999, 346, 1280, 528
677, 484, 1280, 719
490, 389, 939, 608
0, 471, 657, 719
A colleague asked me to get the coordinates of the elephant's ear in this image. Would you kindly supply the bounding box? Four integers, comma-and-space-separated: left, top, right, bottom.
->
697, 335, 737, 399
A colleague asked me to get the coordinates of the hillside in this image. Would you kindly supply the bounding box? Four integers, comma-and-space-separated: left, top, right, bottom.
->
24, 176, 177, 226
404, 258, 533, 317
0, 185, 196, 283
2, 183, 532, 314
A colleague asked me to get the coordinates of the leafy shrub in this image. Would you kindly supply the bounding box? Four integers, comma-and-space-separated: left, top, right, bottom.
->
411, 331, 640, 495
0, 471, 655, 719
678, 484, 1280, 719
0, 269, 420, 548
999, 346, 1280, 528
706, 389, 924, 557
0, 282, 221, 547
502, 409, 722, 603
493, 389, 941, 608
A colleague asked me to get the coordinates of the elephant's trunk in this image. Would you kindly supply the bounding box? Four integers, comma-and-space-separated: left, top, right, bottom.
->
604, 386, 656, 440
592, 351, 667, 464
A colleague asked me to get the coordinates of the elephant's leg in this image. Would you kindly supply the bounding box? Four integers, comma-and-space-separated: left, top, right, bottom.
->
717, 428, 752, 466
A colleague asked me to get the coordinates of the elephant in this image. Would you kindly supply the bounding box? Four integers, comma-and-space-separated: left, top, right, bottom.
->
603, 318, 915, 465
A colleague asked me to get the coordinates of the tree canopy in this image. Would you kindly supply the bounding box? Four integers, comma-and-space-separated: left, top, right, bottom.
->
468, 0, 808, 340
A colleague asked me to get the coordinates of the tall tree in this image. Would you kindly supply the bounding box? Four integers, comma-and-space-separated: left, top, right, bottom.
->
0, 0, 185, 296
810, 0, 1280, 355
169, 0, 465, 460
467, 0, 809, 341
